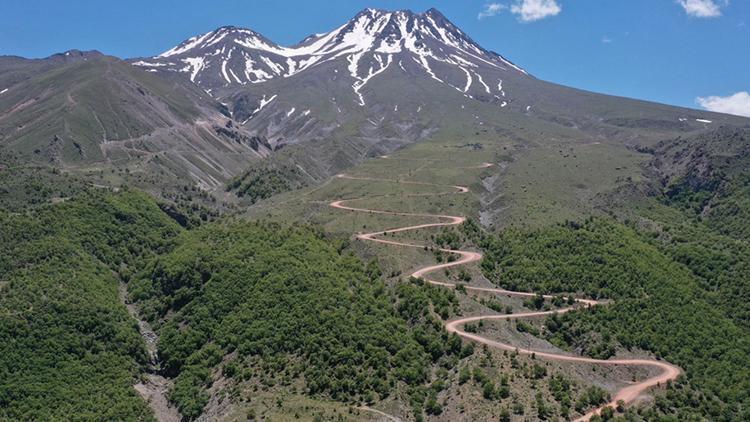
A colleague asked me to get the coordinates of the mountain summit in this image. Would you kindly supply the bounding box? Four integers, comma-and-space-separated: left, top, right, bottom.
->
134, 8, 525, 99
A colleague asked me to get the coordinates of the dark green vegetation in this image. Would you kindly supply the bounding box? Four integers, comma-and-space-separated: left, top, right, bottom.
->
0, 149, 90, 211
656, 127, 750, 240
465, 142, 750, 421
129, 220, 473, 419
0, 163, 477, 420
227, 162, 306, 204
1, 9, 748, 419
0, 188, 180, 420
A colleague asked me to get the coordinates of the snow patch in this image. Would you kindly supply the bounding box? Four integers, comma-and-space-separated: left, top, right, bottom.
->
260, 55, 284, 75
242, 94, 278, 123
228, 68, 243, 84
204, 31, 229, 48
349, 53, 392, 106
159, 31, 214, 57
151, 9, 529, 86
132, 61, 170, 67
258, 94, 277, 111
221, 48, 234, 83
243, 53, 273, 83
474, 72, 490, 94
460, 67, 472, 92
414, 55, 443, 83
181, 57, 206, 82
375, 39, 402, 53
450, 54, 477, 68
696, 118, 712, 123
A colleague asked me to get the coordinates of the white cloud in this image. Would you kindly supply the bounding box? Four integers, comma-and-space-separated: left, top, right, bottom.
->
677, 0, 727, 18
697, 91, 750, 117
601, 36, 613, 44
478, 3, 506, 19
511, 0, 562, 22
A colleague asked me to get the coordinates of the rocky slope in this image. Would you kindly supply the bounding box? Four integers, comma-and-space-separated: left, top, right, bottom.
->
0, 52, 271, 189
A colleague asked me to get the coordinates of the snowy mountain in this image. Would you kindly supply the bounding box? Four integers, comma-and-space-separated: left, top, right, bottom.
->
133, 8, 524, 103
1, 7, 746, 196
128, 7, 744, 184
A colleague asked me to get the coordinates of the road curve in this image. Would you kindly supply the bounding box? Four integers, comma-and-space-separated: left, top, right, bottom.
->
330, 170, 680, 421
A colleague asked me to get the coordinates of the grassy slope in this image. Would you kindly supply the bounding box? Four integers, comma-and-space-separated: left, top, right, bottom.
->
465, 127, 750, 420
0, 150, 90, 211
242, 120, 750, 420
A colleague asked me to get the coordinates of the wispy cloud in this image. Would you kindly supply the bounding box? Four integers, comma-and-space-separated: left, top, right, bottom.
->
511, 0, 562, 22
697, 91, 750, 117
601, 36, 613, 44
677, 0, 727, 18
478, 3, 507, 20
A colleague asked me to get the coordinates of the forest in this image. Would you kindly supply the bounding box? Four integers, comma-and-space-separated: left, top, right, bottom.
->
130, 221, 471, 418
464, 214, 750, 420
0, 189, 181, 420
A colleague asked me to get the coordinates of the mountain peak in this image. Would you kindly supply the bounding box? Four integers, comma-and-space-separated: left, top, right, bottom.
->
356, 7, 446, 18
155, 25, 277, 59
50, 49, 103, 59
134, 8, 527, 93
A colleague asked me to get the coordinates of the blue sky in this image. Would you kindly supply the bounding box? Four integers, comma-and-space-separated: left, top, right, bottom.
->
2, 0, 748, 114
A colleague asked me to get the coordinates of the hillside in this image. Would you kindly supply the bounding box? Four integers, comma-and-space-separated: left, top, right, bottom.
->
0, 189, 181, 420
0, 52, 270, 190
1, 8, 746, 200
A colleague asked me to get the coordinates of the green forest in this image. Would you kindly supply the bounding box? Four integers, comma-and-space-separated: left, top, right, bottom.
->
465, 214, 750, 420
0, 189, 180, 420
130, 221, 469, 418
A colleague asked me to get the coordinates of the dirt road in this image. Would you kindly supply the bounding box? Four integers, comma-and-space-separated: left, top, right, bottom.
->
330, 169, 680, 420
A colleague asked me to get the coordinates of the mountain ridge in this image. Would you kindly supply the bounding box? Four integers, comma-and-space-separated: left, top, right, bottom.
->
2, 7, 748, 194
132, 8, 528, 97
0, 53, 271, 189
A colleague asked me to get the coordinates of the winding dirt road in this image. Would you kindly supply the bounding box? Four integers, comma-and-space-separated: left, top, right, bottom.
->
330, 165, 681, 421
